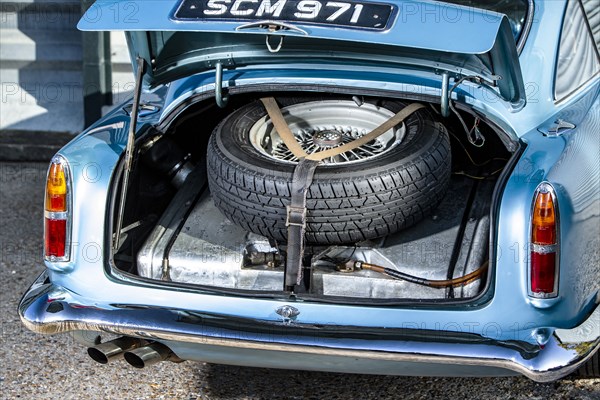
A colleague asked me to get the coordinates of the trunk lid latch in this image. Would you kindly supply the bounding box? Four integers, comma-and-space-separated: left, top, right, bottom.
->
538, 119, 576, 137
276, 305, 300, 324
236, 20, 309, 53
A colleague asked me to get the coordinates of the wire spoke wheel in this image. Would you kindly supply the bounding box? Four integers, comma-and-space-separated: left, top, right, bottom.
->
248, 100, 406, 165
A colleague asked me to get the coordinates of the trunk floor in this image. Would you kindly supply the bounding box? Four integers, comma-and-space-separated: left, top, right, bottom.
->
137, 175, 495, 300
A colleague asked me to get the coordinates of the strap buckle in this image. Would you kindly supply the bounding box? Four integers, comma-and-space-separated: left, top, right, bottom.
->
286, 205, 306, 228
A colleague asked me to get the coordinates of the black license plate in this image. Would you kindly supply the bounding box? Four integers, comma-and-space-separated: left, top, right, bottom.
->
175, 0, 394, 30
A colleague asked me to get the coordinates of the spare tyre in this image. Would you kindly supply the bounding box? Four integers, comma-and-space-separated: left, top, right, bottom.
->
207, 96, 451, 245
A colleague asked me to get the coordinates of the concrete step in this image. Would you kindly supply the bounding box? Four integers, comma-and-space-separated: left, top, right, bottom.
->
0, 28, 82, 70
1, 68, 82, 85
0, 8, 132, 137
0, 1, 80, 31
0, 95, 84, 133
0, 68, 134, 134
1, 68, 84, 134
0, 129, 75, 161
1, 69, 83, 101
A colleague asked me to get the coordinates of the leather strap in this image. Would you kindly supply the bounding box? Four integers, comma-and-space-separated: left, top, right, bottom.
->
260, 97, 424, 291
285, 158, 320, 289
260, 97, 308, 159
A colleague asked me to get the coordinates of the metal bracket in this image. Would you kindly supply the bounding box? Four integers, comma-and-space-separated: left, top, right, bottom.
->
440, 71, 450, 117
236, 20, 308, 36
236, 20, 308, 53
286, 205, 307, 228
336, 260, 362, 273
266, 35, 284, 53
215, 62, 229, 108
275, 305, 300, 324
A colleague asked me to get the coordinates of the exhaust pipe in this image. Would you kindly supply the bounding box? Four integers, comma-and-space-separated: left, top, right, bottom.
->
87, 337, 145, 364
124, 342, 172, 368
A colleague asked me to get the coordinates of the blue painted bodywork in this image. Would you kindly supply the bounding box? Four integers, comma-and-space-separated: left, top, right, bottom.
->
77, 0, 526, 106
19, 0, 599, 381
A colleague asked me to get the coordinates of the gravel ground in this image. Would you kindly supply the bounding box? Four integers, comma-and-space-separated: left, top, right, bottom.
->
1, 162, 598, 400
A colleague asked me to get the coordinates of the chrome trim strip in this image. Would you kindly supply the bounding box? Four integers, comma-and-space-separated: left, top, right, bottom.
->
553, 0, 600, 103
554, 71, 600, 106
19, 274, 599, 383
44, 211, 68, 220
45, 254, 70, 263
531, 243, 558, 254
516, 0, 534, 54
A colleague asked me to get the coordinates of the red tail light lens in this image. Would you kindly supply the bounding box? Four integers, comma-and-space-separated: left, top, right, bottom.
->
44, 157, 70, 261
530, 252, 556, 294
529, 183, 558, 298
45, 219, 67, 257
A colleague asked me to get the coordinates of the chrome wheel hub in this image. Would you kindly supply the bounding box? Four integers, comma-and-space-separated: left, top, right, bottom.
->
313, 130, 343, 148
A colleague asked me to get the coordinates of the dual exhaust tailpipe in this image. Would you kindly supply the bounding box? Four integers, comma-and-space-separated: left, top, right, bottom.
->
124, 342, 173, 368
87, 337, 175, 368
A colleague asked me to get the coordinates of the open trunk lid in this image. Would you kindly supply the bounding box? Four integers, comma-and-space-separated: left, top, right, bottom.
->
79, 0, 526, 110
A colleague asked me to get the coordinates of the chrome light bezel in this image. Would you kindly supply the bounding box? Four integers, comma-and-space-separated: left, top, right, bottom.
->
528, 182, 560, 299
44, 155, 72, 263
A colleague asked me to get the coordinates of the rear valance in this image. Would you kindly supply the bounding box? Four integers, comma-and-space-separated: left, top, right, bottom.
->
79, 0, 526, 108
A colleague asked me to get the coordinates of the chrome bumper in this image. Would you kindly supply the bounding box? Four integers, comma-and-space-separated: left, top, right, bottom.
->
19, 272, 600, 382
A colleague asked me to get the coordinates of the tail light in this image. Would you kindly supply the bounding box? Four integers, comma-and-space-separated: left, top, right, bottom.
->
44, 156, 71, 261
529, 182, 559, 298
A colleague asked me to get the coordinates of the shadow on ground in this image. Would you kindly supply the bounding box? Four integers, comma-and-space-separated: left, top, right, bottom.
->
196, 363, 597, 400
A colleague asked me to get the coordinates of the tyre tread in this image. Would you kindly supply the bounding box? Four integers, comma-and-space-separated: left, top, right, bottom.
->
207, 99, 452, 245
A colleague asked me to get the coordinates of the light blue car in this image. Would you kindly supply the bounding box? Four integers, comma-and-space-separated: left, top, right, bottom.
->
19, 0, 599, 381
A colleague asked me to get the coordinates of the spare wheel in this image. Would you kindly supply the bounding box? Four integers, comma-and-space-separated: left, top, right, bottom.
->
207, 97, 451, 245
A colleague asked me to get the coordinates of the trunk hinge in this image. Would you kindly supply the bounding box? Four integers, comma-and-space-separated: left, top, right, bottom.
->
439, 72, 500, 118
440, 73, 495, 147
113, 56, 146, 251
